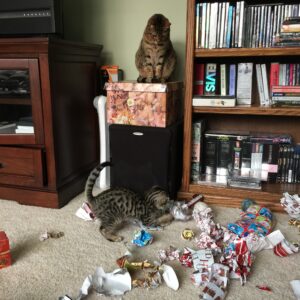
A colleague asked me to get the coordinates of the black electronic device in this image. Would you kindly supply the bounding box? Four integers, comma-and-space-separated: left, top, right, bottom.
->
109, 122, 183, 199
0, 0, 63, 36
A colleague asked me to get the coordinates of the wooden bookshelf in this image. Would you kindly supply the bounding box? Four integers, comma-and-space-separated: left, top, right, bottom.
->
178, 0, 300, 212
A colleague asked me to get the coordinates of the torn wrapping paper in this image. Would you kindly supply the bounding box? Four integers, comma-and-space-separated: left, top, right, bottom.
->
75, 202, 96, 221
131, 229, 153, 247
39, 230, 64, 241
273, 239, 299, 257
221, 238, 254, 285
158, 246, 181, 263
290, 280, 300, 300
179, 247, 193, 268
227, 204, 273, 237
132, 271, 162, 289
256, 285, 272, 292
280, 192, 300, 219
200, 264, 229, 300
59, 267, 131, 299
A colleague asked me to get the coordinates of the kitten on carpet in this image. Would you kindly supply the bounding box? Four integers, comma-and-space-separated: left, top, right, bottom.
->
135, 13, 176, 83
85, 162, 174, 242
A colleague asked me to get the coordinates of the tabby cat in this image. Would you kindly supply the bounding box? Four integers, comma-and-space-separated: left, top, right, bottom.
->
85, 162, 174, 242
135, 13, 176, 83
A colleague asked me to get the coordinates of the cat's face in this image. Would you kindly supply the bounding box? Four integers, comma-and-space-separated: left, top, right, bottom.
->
145, 186, 170, 210
145, 14, 171, 41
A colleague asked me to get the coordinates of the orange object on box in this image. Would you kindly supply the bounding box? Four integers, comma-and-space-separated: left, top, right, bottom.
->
0, 231, 11, 269
106, 81, 182, 128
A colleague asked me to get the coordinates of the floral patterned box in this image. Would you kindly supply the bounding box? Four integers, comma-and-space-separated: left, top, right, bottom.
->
106, 81, 182, 127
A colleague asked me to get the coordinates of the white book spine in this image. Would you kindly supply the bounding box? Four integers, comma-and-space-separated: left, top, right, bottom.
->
220, 2, 226, 49
282, 64, 287, 85
205, 3, 211, 48
220, 64, 227, 96
261, 64, 270, 106
223, 3, 229, 48
192, 97, 236, 107
256, 64, 266, 106
209, 3, 218, 49
235, 2, 241, 47
237, 62, 253, 105
201, 3, 207, 48
195, 3, 200, 48
238, 1, 245, 47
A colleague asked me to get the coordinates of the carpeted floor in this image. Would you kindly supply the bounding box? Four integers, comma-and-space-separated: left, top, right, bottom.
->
0, 191, 299, 300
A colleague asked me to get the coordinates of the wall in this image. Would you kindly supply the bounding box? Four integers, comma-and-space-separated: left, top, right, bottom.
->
63, 0, 187, 81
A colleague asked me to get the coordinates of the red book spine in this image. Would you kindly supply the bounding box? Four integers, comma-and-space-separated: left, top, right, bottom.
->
269, 63, 279, 92
289, 63, 294, 86
194, 63, 205, 95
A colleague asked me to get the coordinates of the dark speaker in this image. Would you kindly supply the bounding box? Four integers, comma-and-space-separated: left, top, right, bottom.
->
109, 121, 183, 199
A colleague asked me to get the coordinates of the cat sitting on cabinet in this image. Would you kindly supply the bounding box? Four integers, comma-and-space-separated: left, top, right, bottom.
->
135, 14, 176, 83
85, 162, 174, 242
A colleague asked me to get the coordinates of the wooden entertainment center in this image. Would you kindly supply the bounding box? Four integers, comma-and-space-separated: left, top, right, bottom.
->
178, 0, 300, 212
0, 37, 102, 208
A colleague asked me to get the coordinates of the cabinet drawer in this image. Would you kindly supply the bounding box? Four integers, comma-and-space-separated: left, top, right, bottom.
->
0, 147, 44, 187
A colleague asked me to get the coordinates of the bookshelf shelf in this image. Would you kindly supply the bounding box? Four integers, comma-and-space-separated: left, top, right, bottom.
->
195, 47, 300, 58
179, 0, 300, 211
193, 106, 300, 116
0, 98, 31, 105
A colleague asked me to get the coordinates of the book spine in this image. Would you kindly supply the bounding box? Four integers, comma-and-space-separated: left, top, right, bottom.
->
238, 1, 245, 47
216, 2, 222, 48
223, 2, 229, 48
272, 92, 300, 96
220, 2, 226, 48
237, 62, 253, 105
192, 97, 236, 107
201, 3, 207, 48
269, 62, 280, 92
233, 140, 242, 170
194, 63, 205, 95
209, 3, 218, 49
204, 63, 217, 95
195, 3, 200, 48
261, 64, 270, 106
226, 5, 233, 48
272, 96, 300, 100
220, 64, 227, 96
191, 120, 205, 181
229, 64, 236, 96
256, 64, 266, 105
251, 142, 264, 179
217, 137, 233, 176
235, 1, 240, 47
205, 3, 211, 49
241, 140, 252, 176
277, 145, 284, 182
204, 136, 218, 175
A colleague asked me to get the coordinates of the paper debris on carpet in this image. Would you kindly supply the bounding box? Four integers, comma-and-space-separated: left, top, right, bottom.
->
39, 230, 64, 241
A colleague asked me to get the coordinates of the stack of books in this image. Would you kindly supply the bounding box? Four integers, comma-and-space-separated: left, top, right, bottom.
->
271, 85, 300, 107
274, 17, 300, 47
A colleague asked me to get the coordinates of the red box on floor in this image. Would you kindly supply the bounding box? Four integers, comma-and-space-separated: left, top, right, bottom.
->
106, 81, 182, 128
0, 252, 11, 269
0, 231, 9, 253
0, 231, 11, 269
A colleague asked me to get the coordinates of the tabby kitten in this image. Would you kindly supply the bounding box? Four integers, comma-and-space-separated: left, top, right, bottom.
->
135, 14, 176, 83
85, 162, 173, 242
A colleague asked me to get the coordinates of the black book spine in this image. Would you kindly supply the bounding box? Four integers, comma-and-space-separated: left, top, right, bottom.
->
277, 145, 284, 183
204, 137, 218, 175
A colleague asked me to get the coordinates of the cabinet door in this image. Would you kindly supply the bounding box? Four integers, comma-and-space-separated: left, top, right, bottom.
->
0, 59, 44, 145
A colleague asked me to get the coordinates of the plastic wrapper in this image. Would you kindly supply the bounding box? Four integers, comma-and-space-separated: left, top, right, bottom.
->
227, 204, 273, 237
132, 271, 162, 289
280, 192, 300, 219
181, 229, 195, 240
170, 194, 203, 221
132, 229, 153, 247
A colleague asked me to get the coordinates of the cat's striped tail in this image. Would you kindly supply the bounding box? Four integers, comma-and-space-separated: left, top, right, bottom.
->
85, 161, 111, 203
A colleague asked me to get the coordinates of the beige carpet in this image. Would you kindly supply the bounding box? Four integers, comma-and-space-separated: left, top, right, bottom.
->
0, 191, 300, 300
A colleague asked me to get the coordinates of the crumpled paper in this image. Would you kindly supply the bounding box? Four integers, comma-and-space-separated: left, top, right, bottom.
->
290, 280, 300, 300
39, 230, 64, 241
281, 192, 300, 219
59, 267, 131, 299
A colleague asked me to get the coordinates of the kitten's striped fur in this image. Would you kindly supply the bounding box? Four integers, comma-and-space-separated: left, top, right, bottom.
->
85, 162, 173, 242
135, 14, 176, 83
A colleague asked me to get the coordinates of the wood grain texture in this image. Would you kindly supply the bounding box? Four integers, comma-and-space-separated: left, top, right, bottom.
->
179, 0, 300, 212
0, 37, 102, 208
